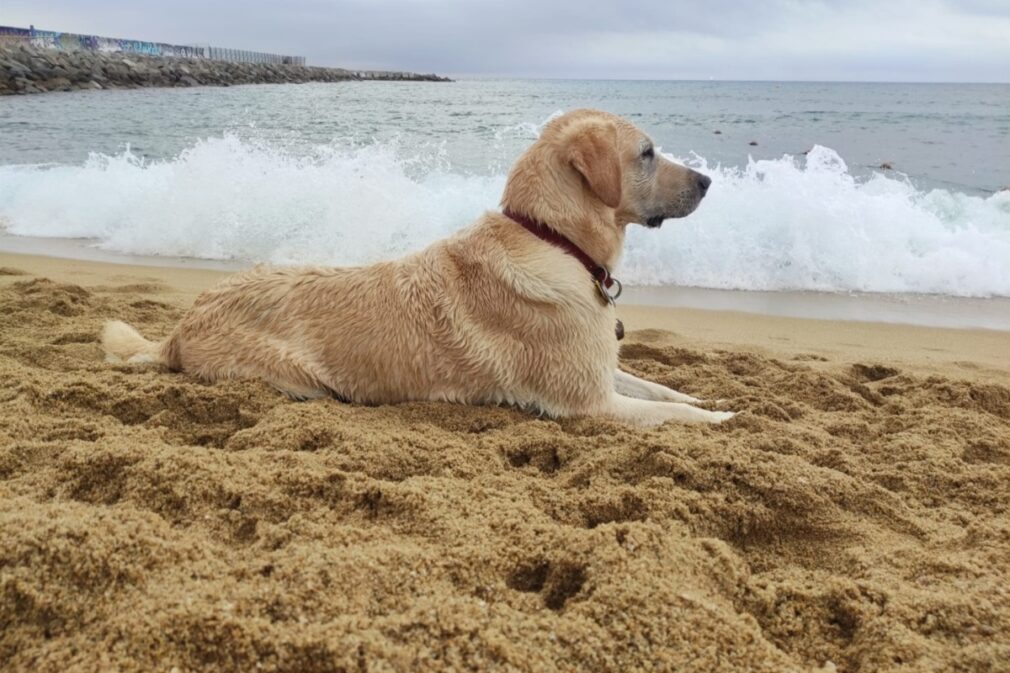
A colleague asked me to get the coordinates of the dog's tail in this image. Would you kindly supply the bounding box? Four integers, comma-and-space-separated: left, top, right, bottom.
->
101, 320, 165, 364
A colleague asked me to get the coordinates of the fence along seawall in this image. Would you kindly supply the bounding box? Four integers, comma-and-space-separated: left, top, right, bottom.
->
0, 25, 304, 64
0, 25, 448, 94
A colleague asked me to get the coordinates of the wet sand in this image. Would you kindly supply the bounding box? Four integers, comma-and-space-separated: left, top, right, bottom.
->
5, 233, 1010, 330
1, 250, 1008, 672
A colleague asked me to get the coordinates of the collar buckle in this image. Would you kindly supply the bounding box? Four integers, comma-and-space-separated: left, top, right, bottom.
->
595, 273, 623, 306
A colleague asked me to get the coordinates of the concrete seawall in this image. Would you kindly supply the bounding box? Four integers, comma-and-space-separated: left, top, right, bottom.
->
0, 24, 302, 64
0, 42, 450, 95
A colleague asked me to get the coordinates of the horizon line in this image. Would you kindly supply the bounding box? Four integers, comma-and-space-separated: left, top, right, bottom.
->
390, 74, 1010, 86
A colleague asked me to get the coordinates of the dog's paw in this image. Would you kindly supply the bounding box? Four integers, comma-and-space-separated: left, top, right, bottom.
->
668, 405, 736, 425
707, 410, 736, 424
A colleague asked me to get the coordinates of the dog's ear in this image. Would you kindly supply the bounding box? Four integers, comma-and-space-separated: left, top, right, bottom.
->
567, 122, 622, 209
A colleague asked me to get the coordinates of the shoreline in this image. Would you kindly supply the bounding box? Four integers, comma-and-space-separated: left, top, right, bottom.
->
3, 232, 1009, 332
2, 248, 1007, 385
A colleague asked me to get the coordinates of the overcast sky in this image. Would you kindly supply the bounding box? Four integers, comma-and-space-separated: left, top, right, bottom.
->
5, 0, 1010, 81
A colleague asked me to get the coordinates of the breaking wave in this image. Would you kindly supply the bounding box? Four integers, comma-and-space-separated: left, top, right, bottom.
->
1, 135, 1008, 297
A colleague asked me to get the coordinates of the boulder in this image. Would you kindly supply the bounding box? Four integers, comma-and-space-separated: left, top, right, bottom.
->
29, 58, 54, 78
1, 42, 449, 95
43, 76, 73, 91
4, 60, 31, 78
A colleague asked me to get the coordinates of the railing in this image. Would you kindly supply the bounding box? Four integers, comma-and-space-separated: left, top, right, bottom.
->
0, 25, 304, 65
206, 47, 305, 66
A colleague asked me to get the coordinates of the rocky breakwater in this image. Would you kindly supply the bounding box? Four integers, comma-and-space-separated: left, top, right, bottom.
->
0, 42, 450, 95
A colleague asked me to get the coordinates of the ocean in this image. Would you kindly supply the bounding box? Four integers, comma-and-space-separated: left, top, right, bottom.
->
1, 79, 1008, 298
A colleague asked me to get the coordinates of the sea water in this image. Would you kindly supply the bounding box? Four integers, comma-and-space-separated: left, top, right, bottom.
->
0, 79, 1008, 298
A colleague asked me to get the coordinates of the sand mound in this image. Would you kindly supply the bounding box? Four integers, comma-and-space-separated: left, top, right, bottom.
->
1, 273, 1008, 672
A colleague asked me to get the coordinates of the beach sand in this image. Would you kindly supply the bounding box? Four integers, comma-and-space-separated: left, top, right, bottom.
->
1, 250, 1008, 672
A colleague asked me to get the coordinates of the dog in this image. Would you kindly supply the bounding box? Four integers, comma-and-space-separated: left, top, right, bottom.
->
102, 109, 734, 426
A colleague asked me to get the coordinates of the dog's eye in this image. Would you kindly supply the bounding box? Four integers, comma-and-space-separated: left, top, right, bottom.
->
641, 147, 654, 159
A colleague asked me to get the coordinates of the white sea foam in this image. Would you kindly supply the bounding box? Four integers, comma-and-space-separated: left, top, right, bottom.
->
1, 136, 1008, 297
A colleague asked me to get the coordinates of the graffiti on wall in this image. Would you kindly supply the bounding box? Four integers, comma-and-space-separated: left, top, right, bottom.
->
0, 25, 30, 44
0, 25, 302, 64
0, 25, 204, 57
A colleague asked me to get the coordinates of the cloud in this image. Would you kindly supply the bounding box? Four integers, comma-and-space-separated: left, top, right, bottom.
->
4, 0, 1008, 81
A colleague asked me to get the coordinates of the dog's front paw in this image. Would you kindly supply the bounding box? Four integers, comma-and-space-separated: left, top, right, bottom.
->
674, 405, 737, 425
706, 410, 736, 424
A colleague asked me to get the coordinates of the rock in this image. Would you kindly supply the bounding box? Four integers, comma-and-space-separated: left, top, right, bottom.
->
43, 77, 73, 91
4, 61, 31, 78
749, 141, 759, 146
0, 41, 451, 96
29, 58, 54, 78
713, 130, 722, 134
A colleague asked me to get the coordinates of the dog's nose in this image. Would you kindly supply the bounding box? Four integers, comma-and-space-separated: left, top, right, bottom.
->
696, 172, 712, 196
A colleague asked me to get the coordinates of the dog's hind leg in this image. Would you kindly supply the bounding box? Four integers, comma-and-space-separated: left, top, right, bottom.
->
173, 329, 333, 401
602, 392, 733, 427
613, 369, 702, 403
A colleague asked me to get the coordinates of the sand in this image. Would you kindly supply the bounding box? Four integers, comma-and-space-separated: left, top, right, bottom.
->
1, 250, 1008, 673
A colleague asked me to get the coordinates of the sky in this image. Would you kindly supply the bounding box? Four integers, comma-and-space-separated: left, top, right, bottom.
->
5, 0, 1010, 82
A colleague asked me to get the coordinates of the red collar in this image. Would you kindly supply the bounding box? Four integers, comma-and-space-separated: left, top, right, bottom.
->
502, 209, 622, 303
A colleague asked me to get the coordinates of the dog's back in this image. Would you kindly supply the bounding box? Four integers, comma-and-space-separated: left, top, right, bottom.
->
101, 215, 615, 414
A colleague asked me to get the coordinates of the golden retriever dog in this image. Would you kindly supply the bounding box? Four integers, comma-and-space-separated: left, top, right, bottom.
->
102, 109, 734, 426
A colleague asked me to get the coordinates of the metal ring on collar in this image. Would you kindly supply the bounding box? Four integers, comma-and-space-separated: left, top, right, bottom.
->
609, 277, 623, 301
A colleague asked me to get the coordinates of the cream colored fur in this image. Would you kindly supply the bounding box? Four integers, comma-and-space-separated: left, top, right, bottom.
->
101, 320, 162, 364
102, 109, 734, 426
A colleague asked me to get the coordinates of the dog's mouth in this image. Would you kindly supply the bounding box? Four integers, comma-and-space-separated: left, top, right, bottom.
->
644, 196, 705, 227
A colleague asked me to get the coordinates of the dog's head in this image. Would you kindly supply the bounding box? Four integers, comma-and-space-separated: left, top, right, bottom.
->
503, 109, 710, 232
